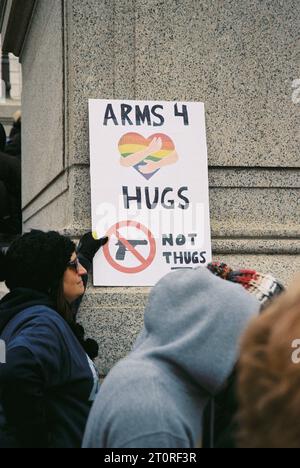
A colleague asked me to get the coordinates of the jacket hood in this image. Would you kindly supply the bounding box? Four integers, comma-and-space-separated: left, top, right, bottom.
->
0, 288, 54, 333
133, 267, 261, 395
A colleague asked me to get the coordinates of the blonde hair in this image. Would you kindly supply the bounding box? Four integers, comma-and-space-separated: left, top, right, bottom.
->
13, 110, 21, 122
237, 274, 300, 448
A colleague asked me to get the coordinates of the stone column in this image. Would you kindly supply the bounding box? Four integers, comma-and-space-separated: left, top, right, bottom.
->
1, 0, 299, 375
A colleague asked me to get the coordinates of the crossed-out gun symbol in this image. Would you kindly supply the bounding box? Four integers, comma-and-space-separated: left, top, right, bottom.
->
115, 239, 148, 261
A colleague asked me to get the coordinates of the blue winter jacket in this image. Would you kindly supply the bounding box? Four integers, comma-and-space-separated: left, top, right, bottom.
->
0, 288, 99, 448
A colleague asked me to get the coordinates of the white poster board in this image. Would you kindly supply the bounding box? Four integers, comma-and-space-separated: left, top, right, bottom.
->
89, 99, 212, 286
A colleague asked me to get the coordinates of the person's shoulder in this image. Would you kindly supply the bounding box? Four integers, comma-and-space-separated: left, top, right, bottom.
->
7, 306, 74, 376
10, 305, 72, 349
19, 305, 67, 329
96, 358, 167, 411
106, 357, 159, 384
84, 359, 185, 448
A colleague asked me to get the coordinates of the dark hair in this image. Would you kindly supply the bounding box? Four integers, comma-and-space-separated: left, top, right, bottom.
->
52, 278, 74, 323
51, 277, 99, 361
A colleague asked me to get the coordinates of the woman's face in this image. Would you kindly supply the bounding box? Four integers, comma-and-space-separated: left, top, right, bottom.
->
63, 252, 87, 303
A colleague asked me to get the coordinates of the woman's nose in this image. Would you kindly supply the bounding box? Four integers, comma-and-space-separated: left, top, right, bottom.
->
78, 263, 87, 276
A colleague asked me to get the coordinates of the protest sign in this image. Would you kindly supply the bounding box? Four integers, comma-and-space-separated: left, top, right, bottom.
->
89, 99, 211, 286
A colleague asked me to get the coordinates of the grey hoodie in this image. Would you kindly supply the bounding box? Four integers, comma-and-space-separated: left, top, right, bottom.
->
83, 268, 260, 448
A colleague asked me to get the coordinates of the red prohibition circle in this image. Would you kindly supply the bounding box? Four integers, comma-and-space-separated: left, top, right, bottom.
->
103, 220, 156, 274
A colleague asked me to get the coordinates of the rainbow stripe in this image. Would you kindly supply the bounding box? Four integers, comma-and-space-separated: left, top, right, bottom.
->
118, 133, 175, 162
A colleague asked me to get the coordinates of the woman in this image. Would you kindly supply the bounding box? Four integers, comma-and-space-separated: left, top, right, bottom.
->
0, 230, 107, 448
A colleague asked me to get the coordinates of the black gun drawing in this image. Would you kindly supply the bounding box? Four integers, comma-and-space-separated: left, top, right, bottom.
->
116, 240, 148, 261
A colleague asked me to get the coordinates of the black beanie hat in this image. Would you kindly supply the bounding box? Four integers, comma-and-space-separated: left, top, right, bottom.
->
0, 230, 76, 293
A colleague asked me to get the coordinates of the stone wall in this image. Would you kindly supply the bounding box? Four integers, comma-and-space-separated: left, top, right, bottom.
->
7, 0, 300, 374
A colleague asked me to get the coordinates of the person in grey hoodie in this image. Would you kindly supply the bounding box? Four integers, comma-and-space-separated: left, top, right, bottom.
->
83, 267, 260, 448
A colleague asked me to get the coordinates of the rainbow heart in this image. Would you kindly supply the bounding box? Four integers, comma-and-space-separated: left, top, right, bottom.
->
118, 132, 176, 180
